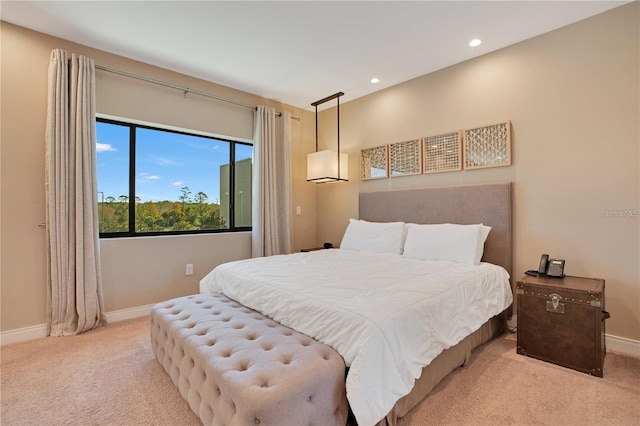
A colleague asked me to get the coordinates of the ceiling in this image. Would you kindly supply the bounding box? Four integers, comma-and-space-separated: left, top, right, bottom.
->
1, 1, 628, 110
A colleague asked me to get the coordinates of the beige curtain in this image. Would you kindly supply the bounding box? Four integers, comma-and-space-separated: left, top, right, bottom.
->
251, 106, 292, 257
45, 49, 106, 336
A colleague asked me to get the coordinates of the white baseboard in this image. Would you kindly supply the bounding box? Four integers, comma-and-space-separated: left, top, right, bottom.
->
606, 334, 640, 357
0, 323, 49, 346
3, 308, 640, 357
0, 304, 153, 346
505, 315, 640, 358
104, 304, 153, 323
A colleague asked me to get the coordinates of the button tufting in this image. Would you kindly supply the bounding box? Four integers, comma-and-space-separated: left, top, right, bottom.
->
150, 293, 348, 426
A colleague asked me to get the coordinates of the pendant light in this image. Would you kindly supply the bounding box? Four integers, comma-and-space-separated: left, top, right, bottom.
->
307, 92, 348, 183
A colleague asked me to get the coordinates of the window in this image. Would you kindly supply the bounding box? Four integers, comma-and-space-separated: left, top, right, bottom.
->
96, 117, 252, 237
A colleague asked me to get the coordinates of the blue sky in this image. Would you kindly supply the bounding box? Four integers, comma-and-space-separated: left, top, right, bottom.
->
96, 121, 250, 203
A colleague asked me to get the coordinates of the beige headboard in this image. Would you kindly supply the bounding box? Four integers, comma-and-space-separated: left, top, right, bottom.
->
359, 182, 512, 279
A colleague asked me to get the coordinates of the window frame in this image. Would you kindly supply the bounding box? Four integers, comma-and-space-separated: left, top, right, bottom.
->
96, 116, 253, 238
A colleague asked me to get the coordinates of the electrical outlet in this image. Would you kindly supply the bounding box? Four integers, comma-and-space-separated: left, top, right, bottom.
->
296, 206, 302, 215
186, 264, 193, 275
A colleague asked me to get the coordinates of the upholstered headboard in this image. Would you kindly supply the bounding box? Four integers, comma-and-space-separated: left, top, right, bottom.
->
359, 182, 512, 279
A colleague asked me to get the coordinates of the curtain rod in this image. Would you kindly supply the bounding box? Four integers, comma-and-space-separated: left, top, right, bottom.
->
94, 64, 300, 120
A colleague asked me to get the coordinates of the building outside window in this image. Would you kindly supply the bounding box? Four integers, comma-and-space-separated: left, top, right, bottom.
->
96, 117, 252, 237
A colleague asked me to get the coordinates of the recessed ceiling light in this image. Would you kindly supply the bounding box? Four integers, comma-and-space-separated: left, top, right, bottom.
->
370, 77, 380, 84
469, 39, 482, 47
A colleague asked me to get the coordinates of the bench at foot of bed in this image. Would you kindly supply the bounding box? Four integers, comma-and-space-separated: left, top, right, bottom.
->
150, 293, 348, 426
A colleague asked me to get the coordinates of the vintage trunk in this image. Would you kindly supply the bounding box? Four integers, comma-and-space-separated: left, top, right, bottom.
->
516, 275, 609, 377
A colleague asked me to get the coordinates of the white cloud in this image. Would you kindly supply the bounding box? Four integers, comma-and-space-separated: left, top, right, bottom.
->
172, 181, 183, 187
96, 142, 116, 153
137, 172, 160, 182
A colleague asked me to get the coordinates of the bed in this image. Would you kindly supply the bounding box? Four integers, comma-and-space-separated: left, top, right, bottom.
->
198, 182, 514, 426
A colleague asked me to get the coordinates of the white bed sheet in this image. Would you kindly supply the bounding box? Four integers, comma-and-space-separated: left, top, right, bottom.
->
200, 249, 512, 426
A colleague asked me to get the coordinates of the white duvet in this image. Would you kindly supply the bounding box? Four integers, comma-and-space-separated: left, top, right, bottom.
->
200, 249, 512, 426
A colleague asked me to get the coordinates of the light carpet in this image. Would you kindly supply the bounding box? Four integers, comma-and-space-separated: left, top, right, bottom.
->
1, 316, 638, 425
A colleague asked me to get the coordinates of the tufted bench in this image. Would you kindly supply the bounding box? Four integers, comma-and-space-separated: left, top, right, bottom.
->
150, 293, 348, 426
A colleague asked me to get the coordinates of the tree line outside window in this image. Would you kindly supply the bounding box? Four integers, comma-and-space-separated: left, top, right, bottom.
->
96, 117, 252, 237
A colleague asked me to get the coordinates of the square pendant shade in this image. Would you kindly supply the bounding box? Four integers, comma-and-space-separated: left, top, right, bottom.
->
307, 150, 348, 183
307, 91, 348, 184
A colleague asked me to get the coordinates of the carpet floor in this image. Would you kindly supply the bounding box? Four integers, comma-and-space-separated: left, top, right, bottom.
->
1, 316, 639, 425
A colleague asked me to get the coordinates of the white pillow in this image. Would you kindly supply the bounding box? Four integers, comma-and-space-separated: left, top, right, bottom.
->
477, 225, 492, 264
403, 223, 490, 265
339, 219, 406, 254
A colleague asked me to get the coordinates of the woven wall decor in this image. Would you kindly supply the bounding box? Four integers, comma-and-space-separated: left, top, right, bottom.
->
423, 131, 462, 174
390, 139, 422, 177
361, 145, 388, 180
463, 121, 511, 169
